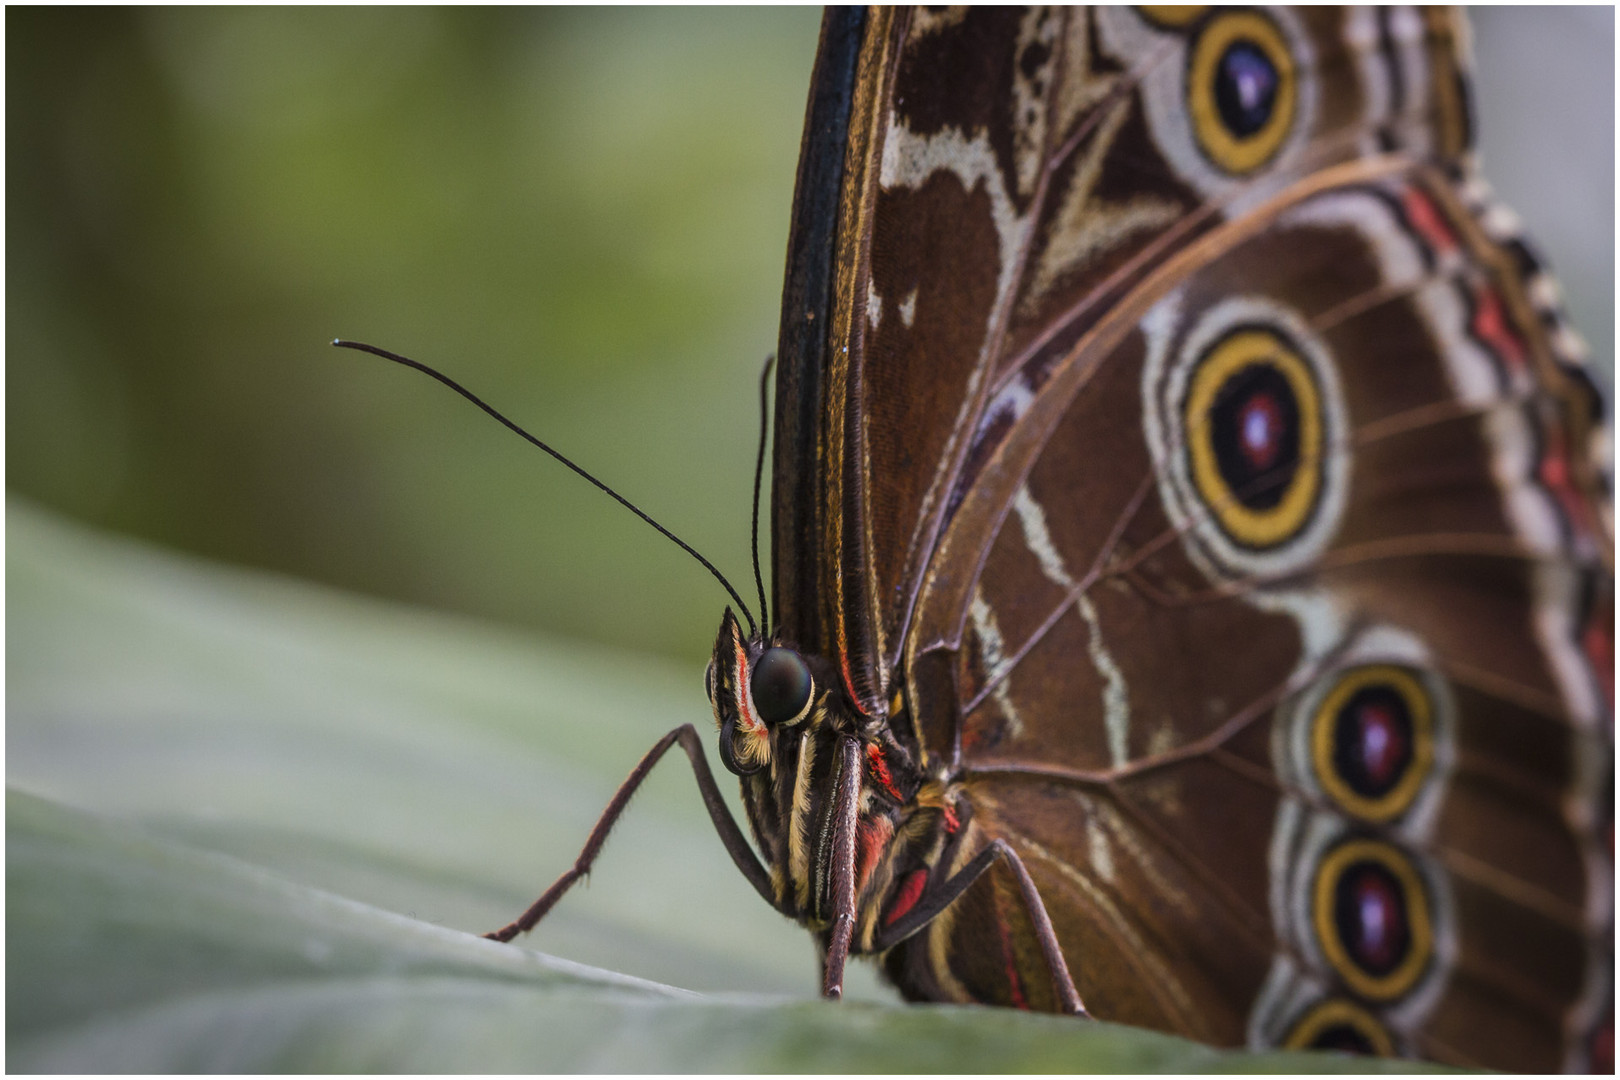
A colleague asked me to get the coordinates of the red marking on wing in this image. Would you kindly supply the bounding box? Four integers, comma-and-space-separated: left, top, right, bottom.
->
1469, 282, 1528, 375
866, 743, 904, 803
942, 803, 961, 835
883, 869, 929, 928
1538, 422, 1601, 548
1591, 1021, 1613, 1076
995, 901, 1029, 1010
961, 723, 985, 755
733, 640, 762, 735
857, 816, 894, 893
1401, 186, 1459, 254
1583, 615, 1614, 711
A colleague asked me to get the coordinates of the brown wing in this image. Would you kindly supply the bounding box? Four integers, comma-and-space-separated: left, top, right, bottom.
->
773, 5, 1610, 1069
905, 166, 1610, 1067
774, 6, 1474, 719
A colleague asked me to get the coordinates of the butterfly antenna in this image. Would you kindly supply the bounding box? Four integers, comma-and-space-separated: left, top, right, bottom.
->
750, 354, 775, 639
333, 339, 759, 637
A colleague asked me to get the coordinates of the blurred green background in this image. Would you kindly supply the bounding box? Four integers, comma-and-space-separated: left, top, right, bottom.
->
8, 6, 1615, 668
9, 7, 821, 665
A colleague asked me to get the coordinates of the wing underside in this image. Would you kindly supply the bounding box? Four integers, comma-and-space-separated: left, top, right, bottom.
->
774, 7, 1611, 1068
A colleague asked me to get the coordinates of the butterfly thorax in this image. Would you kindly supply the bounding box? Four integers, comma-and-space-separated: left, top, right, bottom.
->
705, 608, 959, 940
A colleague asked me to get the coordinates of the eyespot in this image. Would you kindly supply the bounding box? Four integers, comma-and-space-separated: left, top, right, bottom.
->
1184, 324, 1324, 549
1187, 10, 1295, 174
1311, 665, 1435, 822
1283, 998, 1396, 1057
1143, 295, 1347, 582
1312, 839, 1433, 1001
750, 647, 814, 727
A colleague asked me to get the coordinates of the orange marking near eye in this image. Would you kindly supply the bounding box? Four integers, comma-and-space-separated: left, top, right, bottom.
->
839, 651, 871, 717
866, 743, 903, 802
733, 640, 762, 735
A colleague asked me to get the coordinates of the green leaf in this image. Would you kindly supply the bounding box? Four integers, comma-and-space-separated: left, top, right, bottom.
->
7, 500, 1447, 1071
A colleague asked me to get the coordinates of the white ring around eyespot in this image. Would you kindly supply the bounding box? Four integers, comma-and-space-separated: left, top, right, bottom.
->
1142, 292, 1350, 582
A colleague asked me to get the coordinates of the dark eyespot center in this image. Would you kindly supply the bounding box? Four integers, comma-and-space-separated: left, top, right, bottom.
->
1306, 1023, 1376, 1055
751, 647, 812, 725
1210, 361, 1301, 510
1332, 684, 1415, 797
1333, 860, 1411, 976
1214, 39, 1278, 138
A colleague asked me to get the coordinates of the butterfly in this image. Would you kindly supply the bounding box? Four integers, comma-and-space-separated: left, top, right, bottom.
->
475, 6, 1613, 1071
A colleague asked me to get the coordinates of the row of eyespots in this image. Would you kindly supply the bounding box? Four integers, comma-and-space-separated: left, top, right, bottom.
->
1139, 6, 1297, 175
1289, 666, 1443, 1052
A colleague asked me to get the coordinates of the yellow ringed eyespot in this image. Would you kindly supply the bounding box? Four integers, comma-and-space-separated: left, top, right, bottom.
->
1283, 998, 1397, 1057
1311, 665, 1434, 822
1187, 10, 1296, 174
1312, 839, 1433, 1001
1183, 325, 1324, 549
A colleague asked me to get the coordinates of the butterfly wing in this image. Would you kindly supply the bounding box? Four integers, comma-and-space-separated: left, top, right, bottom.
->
773, 7, 1611, 1069
773, 6, 1474, 711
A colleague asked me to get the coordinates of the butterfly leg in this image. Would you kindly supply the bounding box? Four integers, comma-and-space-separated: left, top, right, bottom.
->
872, 839, 1089, 1017
483, 722, 773, 943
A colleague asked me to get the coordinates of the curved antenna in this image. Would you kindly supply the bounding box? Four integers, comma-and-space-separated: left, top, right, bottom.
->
333, 339, 759, 637
750, 354, 775, 639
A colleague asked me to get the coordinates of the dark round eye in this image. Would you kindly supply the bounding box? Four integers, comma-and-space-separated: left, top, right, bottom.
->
751, 647, 812, 726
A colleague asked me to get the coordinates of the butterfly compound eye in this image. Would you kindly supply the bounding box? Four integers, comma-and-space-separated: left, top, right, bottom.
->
751, 648, 813, 726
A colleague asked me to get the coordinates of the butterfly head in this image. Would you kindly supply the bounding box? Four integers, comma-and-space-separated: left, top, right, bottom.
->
705, 606, 936, 929
704, 608, 823, 777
